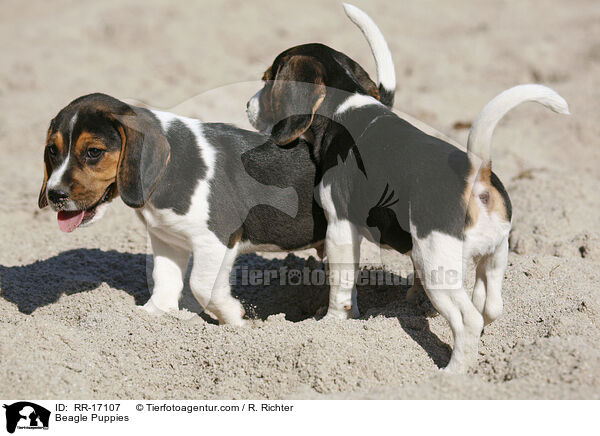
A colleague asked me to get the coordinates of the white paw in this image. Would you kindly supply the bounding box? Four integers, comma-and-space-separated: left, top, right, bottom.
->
483, 302, 503, 326
139, 299, 175, 316
441, 353, 476, 374
322, 306, 360, 320
208, 298, 247, 326
222, 317, 248, 327
440, 363, 468, 374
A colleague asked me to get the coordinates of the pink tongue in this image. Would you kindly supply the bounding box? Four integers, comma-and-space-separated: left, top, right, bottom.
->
57, 210, 85, 233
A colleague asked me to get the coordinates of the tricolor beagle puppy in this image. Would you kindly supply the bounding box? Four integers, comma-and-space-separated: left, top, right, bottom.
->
37, 5, 396, 325
247, 4, 570, 371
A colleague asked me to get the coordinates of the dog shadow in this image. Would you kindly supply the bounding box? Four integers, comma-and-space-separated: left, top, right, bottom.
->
0, 249, 151, 314
231, 252, 451, 368
0, 249, 450, 368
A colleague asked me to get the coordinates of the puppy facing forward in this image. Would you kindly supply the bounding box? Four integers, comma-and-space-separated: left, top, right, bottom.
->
247, 5, 570, 373
37, 5, 396, 324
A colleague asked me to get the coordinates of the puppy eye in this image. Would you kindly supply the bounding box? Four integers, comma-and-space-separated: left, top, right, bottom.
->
47, 144, 58, 157
86, 148, 105, 159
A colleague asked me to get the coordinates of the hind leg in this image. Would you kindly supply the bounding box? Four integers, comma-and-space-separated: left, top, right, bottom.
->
412, 232, 484, 372
481, 236, 508, 325
472, 257, 488, 315
189, 241, 246, 326
472, 236, 508, 325
406, 256, 439, 316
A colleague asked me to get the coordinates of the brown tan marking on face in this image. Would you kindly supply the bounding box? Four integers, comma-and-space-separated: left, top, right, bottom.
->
250, 43, 390, 144
40, 92, 171, 217
48, 130, 65, 154
66, 130, 120, 207
265, 44, 381, 100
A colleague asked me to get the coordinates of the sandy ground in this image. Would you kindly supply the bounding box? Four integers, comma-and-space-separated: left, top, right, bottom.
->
1, 0, 599, 399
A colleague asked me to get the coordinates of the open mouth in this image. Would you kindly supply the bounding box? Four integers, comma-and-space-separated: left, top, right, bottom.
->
56, 184, 115, 233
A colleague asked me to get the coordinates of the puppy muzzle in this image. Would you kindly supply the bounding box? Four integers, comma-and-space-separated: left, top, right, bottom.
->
246, 90, 270, 132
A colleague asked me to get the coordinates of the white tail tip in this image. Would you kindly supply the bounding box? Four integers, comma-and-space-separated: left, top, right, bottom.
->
467, 84, 570, 164
342, 3, 396, 95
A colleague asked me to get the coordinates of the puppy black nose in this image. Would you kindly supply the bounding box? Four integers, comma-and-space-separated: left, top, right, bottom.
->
48, 189, 69, 204
246, 101, 250, 109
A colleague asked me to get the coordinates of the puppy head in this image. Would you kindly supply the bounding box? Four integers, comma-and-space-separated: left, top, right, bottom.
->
247, 43, 381, 146
39, 93, 170, 232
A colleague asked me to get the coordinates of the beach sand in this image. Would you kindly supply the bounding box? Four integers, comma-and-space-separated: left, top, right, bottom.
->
0, 0, 598, 399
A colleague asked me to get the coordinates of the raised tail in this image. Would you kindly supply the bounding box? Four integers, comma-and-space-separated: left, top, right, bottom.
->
467, 84, 570, 166
343, 3, 396, 108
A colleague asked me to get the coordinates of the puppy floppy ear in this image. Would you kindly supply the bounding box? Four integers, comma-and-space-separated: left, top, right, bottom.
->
112, 110, 171, 208
270, 55, 326, 146
38, 127, 54, 209
38, 149, 51, 208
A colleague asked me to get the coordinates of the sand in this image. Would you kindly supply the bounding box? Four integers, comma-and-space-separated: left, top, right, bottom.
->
1, 0, 599, 399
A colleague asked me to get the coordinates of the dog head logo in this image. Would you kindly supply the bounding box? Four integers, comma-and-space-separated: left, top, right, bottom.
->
2, 402, 50, 433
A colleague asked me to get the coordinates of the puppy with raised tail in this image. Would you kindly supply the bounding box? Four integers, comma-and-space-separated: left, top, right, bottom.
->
248, 4, 570, 373
37, 5, 396, 325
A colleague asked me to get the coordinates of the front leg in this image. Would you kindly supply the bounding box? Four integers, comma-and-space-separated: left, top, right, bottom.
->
141, 231, 190, 315
324, 219, 361, 319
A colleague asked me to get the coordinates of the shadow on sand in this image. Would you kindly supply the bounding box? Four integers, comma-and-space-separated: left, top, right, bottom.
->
0, 249, 450, 367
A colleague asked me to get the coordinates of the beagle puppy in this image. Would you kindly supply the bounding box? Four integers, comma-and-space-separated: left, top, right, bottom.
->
39, 93, 322, 324
247, 6, 570, 373
37, 5, 396, 325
